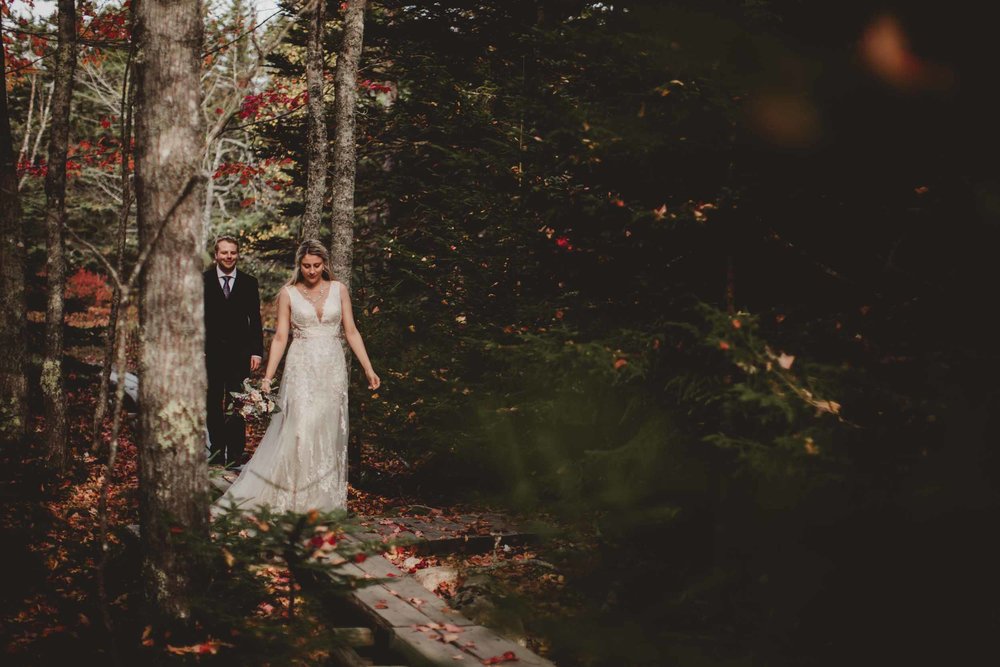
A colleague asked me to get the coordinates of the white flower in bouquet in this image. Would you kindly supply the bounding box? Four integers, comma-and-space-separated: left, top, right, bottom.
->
229, 378, 282, 422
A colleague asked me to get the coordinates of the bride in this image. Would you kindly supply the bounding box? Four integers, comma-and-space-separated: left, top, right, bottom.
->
215, 239, 380, 514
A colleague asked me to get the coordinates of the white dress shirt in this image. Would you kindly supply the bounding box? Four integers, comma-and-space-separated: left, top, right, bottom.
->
216, 265, 237, 292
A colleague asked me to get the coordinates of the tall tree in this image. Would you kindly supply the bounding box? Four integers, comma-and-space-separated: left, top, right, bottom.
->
133, 0, 209, 623
41, 0, 79, 469
92, 7, 137, 452
0, 20, 28, 443
301, 0, 328, 240
329, 0, 367, 288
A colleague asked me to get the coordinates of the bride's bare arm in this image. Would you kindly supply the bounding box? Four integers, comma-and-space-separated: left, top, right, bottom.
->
261, 288, 291, 392
339, 282, 381, 390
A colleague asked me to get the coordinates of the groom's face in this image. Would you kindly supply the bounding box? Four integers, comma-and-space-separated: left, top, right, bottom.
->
215, 240, 239, 273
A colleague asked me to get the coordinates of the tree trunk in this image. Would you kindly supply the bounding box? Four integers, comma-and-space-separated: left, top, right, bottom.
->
0, 38, 28, 443
133, 0, 209, 624
93, 9, 137, 452
301, 0, 328, 241
41, 0, 78, 469
329, 0, 367, 290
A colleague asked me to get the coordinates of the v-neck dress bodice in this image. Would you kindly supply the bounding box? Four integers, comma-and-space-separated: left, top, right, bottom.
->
216, 282, 349, 514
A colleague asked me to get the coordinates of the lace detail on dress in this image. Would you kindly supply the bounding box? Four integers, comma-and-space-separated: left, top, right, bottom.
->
215, 283, 349, 514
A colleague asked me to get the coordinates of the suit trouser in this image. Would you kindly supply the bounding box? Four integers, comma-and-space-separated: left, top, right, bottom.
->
206, 351, 249, 465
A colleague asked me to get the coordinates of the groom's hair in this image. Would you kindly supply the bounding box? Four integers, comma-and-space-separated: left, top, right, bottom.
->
213, 235, 240, 253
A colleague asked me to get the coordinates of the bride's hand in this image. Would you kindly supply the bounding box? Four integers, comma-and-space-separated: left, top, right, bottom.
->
261, 378, 272, 393
366, 370, 381, 391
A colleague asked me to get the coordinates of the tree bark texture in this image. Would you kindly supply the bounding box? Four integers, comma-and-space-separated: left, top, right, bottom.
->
0, 38, 28, 442
41, 0, 78, 469
133, 0, 209, 624
301, 0, 328, 241
329, 0, 367, 290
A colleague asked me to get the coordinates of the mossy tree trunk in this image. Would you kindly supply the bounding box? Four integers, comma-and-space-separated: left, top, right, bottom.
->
133, 0, 210, 624
41, 0, 78, 469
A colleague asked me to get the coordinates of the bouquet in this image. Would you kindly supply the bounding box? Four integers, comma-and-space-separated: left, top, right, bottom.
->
228, 378, 281, 422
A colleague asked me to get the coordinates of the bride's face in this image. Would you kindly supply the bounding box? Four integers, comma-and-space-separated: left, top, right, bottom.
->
299, 254, 325, 286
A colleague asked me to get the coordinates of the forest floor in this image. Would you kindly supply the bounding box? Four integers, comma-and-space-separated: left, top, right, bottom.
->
0, 320, 598, 665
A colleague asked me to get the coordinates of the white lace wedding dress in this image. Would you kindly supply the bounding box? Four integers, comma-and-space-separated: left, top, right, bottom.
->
215, 283, 349, 514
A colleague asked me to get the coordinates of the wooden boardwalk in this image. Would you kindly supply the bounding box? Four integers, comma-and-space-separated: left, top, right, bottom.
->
210, 471, 555, 666
335, 532, 554, 667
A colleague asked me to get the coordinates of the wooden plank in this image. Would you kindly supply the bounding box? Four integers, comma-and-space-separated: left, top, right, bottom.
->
446, 625, 556, 667
374, 576, 473, 627
354, 553, 410, 580
410, 532, 538, 556
352, 515, 537, 555
352, 581, 440, 629
332, 545, 555, 667
208, 474, 232, 494
387, 626, 473, 667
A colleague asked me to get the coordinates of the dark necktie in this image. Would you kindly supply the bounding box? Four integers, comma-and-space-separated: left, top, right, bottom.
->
222, 275, 232, 299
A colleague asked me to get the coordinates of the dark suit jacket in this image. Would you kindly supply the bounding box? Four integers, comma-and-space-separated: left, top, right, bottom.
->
203, 267, 264, 361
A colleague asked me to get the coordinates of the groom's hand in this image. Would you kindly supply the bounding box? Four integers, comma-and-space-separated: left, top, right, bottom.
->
250, 355, 262, 372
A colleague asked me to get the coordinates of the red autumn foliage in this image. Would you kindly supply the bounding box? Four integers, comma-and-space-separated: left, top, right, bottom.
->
238, 87, 308, 120
360, 79, 393, 94
65, 268, 113, 307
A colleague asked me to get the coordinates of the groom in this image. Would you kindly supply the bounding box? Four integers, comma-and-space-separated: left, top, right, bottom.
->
204, 236, 264, 466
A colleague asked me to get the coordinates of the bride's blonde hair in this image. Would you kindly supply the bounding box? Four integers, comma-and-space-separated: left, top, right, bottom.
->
286, 239, 334, 286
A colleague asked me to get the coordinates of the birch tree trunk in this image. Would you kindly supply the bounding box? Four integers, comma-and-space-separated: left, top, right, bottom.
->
133, 0, 209, 623
301, 0, 328, 241
0, 38, 28, 443
41, 0, 78, 469
329, 0, 367, 289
